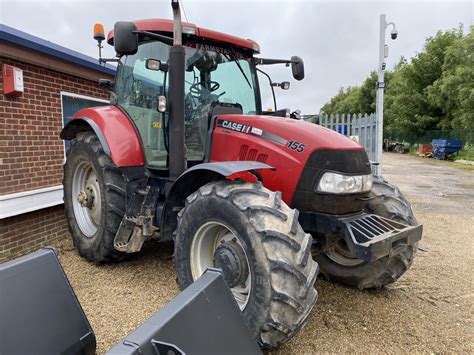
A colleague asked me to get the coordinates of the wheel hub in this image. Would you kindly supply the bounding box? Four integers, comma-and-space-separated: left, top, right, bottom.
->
190, 221, 252, 310
213, 241, 249, 288
77, 186, 95, 208
72, 161, 102, 237
326, 241, 364, 266
77, 190, 89, 207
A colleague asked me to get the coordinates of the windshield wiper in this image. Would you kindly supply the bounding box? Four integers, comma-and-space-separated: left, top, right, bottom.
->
226, 48, 252, 89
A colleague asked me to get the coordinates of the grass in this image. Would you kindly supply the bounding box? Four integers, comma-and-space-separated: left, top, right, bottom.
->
455, 145, 474, 161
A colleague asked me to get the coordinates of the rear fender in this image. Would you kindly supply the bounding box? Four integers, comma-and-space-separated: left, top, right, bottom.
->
60, 105, 144, 167
160, 161, 274, 242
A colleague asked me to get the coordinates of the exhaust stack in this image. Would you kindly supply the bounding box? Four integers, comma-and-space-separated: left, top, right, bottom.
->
168, 0, 186, 181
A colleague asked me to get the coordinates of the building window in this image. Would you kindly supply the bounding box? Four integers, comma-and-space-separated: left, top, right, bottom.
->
61, 92, 109, 151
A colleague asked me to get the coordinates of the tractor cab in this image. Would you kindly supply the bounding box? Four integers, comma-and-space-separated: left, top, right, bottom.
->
104, 19, 303, 169
113, 34, 258, 168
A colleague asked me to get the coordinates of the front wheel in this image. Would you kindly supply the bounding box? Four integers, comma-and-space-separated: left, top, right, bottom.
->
63, 131, 127, 263
174, 181, 318, 349
314, 176, 418, 290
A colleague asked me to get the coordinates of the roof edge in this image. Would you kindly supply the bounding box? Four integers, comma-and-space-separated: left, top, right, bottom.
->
0, 24, 116, 75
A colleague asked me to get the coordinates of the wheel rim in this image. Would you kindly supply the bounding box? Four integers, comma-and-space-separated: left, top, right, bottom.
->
326, 240, 365, 266
190, 221, 252, 310
71, 160, 102, 238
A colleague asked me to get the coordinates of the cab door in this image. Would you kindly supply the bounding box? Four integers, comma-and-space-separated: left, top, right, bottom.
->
114, 41, 169, 169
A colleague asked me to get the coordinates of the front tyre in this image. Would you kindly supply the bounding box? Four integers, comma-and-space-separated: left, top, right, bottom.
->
63, 131, 127, 263
174, 181, 318, 349
314, 176, 418, 290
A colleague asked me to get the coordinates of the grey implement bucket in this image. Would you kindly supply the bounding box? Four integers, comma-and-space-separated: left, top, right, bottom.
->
0, 248, 96, 355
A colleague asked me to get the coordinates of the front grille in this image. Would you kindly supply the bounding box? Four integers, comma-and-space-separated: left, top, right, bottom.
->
247, 149, 257, 160
239, 145, 249, 160
238, 145, 268, 163
256, 153, 268, 163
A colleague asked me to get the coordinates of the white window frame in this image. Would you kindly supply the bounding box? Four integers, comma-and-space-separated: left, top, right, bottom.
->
60, 91, 109, 160
0, 92, 109, 219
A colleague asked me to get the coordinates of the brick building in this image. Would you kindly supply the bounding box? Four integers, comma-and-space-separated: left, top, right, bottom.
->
0, 24, 115, 262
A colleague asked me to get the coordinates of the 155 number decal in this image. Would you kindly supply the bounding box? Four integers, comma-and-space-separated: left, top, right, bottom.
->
287, 140, 306, 153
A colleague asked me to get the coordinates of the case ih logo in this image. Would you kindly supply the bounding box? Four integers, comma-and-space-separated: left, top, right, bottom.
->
218, 120, 252, 133
217, 119, 289, 147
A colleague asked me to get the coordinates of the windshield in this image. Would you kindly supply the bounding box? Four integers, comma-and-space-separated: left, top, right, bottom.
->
185, 44, 258, 114
114, 41, 259, 168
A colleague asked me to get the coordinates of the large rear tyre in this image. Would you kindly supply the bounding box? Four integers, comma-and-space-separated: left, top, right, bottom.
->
314, 176, 418, 290
63, 131, 127, 263
174, 181, 318, 349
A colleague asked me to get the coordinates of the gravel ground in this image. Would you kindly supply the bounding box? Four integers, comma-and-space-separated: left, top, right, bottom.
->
54, 153, 474, 353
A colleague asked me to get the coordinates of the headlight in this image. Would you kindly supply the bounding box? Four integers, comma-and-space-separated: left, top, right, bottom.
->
316, 172, 373, 194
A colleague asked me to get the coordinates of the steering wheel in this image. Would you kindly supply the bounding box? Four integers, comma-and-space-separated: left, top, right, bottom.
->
190, 81, 220, 97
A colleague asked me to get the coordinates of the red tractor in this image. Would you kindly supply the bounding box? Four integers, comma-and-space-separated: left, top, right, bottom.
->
60, 0, 422, 348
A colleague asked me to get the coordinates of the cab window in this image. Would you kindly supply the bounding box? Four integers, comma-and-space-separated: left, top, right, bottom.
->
115, 41, 169, 168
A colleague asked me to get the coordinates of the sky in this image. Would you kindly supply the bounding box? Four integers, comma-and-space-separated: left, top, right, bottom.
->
1, 0, 472, 114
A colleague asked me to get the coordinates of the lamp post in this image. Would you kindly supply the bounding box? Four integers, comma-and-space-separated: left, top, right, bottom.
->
374, 14, 397, 177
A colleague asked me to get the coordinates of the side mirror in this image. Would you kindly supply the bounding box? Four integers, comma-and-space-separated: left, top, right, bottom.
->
291, 56, 304, 81
114, 21, 138, 55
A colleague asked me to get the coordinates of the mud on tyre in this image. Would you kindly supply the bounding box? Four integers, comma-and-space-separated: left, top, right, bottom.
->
174, 180, 319, 349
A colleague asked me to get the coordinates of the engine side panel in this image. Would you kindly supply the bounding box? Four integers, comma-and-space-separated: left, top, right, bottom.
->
209, 114, 364, 204
71, 105, 144, 167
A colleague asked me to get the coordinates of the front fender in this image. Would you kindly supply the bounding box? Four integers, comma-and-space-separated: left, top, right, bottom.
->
160, 161, 274, 241
183, 161, 274, 177
60, 105, 144, 167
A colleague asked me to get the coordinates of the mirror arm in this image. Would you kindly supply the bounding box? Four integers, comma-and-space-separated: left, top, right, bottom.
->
253, 58, 297, 66
132, 30, 174, 46
256, 68, 277, 112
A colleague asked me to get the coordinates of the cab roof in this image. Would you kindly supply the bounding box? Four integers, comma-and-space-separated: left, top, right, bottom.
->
107, 19, 260, 54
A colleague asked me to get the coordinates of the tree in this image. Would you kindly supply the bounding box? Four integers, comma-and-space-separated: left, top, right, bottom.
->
357, 71, 378, 114
320, 87, 350, 114
384, 28, 464, 134
320, 26, 471, 136
428, 27, 474, 129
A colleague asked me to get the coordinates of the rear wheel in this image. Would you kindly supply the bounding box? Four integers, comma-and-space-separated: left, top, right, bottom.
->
64, 131, 127, 263
314, 176, 418, 290
174, 181, 318, 349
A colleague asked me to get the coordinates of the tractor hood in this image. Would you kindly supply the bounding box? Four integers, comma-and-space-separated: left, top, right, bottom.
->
213, 113, 363, 153
210, 114, 367, 204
